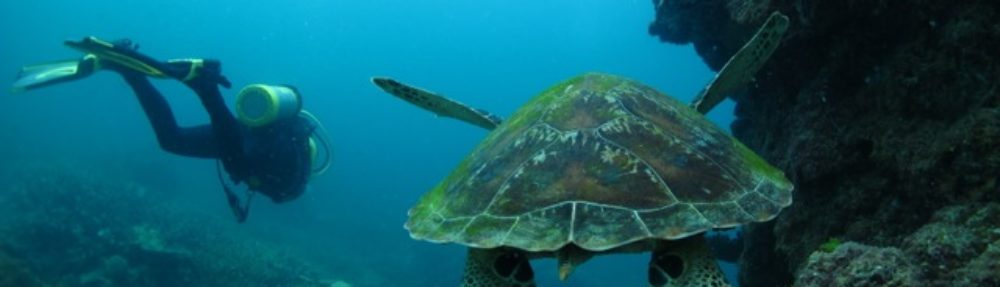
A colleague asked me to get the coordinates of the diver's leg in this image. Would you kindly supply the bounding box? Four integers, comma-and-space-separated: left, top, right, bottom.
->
183, 65, 245, 163
648, 236, 730, 287
121, 73, 219, 158
463, 248, 535, 287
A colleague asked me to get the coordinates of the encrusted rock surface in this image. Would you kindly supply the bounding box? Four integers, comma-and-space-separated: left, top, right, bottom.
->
650, 0, 1000, 286
902, 204, 1000, 286
794, 242, 922, 287
792, 204, 1000, 287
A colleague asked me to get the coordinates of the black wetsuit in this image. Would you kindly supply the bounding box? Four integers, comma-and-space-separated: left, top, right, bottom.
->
116, 65, 314, 218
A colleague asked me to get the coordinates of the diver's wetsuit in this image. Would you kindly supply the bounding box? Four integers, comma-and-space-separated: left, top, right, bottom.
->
115, 65, 314, 220
121, 72, 235, 159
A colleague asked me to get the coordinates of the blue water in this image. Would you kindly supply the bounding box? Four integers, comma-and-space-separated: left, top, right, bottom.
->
1, 0, 736, 286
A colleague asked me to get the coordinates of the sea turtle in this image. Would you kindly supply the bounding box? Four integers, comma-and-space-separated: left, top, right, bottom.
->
372, 11, 791, 287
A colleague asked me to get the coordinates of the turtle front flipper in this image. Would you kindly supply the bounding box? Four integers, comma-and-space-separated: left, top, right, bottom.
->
690, 11, 790, 114
648, 236, 730, 287
463, 247, 535, 287
371, 77, 503, 130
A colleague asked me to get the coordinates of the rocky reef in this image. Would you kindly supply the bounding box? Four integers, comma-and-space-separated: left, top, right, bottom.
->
794, 242, 922, 286
650, 0, 1000, 286
0, 165, 347, 287
0, 247, 43, 286
793, 204, 1000, 286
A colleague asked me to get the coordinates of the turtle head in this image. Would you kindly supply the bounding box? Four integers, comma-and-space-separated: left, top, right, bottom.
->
555, 244, 594, 281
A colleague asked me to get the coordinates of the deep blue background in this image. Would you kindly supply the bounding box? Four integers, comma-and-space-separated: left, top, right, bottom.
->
0, 0, 737, 285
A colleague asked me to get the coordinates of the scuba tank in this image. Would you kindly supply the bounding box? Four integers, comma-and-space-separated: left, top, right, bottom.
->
235, 84, 303, 127
223, 84, 333, 222
234, 84, 332, 175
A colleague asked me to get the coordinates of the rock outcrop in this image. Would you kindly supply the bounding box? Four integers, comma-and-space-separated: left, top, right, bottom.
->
649, 0, 1000, 286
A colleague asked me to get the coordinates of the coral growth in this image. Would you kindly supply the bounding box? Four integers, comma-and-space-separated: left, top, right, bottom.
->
649, 0, 1000, 286
817, 238, 842, 253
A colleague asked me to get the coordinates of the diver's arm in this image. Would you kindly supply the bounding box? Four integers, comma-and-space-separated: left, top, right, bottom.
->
119, 72, 221, 158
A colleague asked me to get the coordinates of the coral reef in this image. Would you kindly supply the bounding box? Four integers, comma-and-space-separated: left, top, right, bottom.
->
649, 0, 1000, 286
0, 165, 347, 287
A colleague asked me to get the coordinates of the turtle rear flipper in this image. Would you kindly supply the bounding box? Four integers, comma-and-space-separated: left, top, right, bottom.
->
690, 11, 790, 114
372, 77, 502, 130
649, 236, 730, 287
463, 248, 535, 287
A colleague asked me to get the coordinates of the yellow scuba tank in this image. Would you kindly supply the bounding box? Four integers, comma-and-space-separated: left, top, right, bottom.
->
235, 84, 333, 176
235, 84, 302, 127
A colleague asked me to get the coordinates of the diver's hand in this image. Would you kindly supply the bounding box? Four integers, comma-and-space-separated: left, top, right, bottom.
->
197, 59, 233, 88
180, 59, 233, 89
111, 38, 139, 51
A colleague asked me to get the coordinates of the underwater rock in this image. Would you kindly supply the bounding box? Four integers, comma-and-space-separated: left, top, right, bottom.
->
648, 0, 758, 71
954, 240, 1000, 286
0, 247, 43, 287
793, 204, 1000, 286
78, 271, 113, 287
902, 203, 1000, 286
794, 242, 922, 287
649, 0, 1000, 286
0, 165, 339, 287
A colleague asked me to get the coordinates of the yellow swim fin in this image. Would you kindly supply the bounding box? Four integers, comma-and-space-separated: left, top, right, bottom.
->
62, 36, 231, 88
11, 54, 99, 94
64, 36, 172, 78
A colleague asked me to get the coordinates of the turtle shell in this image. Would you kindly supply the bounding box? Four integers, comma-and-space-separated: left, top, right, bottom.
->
406, 73, 792, 252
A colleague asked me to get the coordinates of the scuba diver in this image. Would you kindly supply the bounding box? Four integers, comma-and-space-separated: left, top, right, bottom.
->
11, 37, 332, 222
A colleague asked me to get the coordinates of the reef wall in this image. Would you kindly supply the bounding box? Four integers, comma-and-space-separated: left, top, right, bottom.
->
649, 0, 1000, 286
